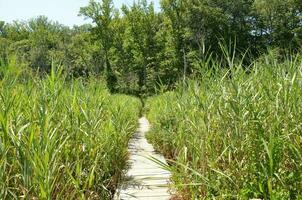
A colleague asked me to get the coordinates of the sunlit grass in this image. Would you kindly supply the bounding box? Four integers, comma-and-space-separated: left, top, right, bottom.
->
0, 64, 141, 199
146, 52, 302, 199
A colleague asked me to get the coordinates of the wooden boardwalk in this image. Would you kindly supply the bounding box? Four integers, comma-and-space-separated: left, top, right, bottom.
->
114, 117, 171, 200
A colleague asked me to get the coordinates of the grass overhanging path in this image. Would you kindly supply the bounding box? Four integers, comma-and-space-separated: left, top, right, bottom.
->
114, 117, 172, 200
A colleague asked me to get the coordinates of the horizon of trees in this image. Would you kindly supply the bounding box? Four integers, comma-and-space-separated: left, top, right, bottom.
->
0, 0, 301, 95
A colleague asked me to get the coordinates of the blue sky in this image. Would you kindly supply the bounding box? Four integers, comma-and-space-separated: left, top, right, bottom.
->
0, 0, 160, 26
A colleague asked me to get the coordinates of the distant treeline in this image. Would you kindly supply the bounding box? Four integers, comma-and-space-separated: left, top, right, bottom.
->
0, 0, 301, 95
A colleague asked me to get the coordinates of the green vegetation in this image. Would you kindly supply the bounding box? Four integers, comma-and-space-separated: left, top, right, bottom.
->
146, 52, 302, 199
0, 64, 141, 199
1, 0, 301, 95
1, 0, 302, 199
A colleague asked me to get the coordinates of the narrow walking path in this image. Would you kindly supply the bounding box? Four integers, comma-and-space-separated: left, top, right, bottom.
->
114, 117, 171, 200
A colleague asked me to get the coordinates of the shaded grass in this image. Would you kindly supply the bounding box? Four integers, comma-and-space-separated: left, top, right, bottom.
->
146, 53, 302, 199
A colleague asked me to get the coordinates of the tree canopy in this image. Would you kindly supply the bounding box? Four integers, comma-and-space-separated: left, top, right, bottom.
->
0, 0, 301, 95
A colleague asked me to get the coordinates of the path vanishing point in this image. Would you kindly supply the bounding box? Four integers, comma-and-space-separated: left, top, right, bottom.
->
114, 117, 172, 200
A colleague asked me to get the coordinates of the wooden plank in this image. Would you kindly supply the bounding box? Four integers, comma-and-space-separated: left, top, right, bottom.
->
114, 117, 172, 200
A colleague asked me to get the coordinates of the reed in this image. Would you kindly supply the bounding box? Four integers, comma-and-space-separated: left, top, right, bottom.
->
146, 52, 302, 199
0, 63, 141, 199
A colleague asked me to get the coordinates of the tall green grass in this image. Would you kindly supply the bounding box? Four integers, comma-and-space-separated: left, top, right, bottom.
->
0, 64, 141, 199
146, 53, 302, 199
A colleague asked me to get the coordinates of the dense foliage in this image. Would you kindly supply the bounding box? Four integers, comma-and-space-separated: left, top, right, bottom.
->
1, 0, 301, 95
0, 64, 141, 199
146, 52, 302, 199
1, 1, 302, 199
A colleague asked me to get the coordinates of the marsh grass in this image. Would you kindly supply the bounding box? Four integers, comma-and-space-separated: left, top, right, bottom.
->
146, 52, 302, 199
0, 63, 141, 199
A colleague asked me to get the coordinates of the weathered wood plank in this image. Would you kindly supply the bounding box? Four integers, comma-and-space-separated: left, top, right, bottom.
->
114, 117, 172, 200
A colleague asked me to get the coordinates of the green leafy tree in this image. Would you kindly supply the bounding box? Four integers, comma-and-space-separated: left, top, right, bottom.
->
0, 21, 5, 37
0, 21, 8, 65
252, 0, 302, 49
160, 0, 188, 83
80, 0, 117, 92
66, 24, 102, 77
121, 0, 160, 95
27, 16, 69, 71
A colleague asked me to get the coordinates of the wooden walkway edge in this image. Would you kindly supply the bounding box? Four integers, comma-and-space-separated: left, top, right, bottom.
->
114, 117, 171, 200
